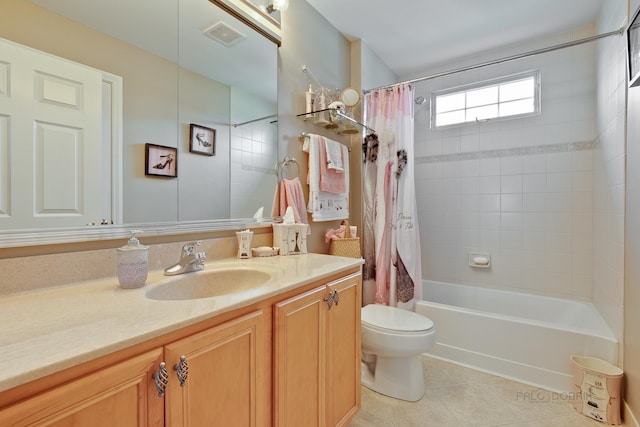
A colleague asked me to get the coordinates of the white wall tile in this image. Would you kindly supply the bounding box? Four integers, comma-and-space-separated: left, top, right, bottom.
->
501, 194, 522, 212
442, 161, 462, 178
480, 229, 500, 247
547, 152, 572, 172
501, 175, 522, 194
546, 252, 572, 273
546, 213, 571, 232
572, 171, 592, 191
461, 212, 481, 229
481, 194, 501, 212
523, 231, 546, 251
523, 213, 547, 232
546, 193, 572, 213
461, 194, 480, 211
481, 212, 501, 230
523, 193, 546, 212
546, 123, 573, 144
501, 157, 524, 175
460, 160, 480, 177
572, 213, 593, 234
480, 158, 501, 176
460, 132, 480, 152
460, 177, 480, 194
546, 172, 572, 192
480, 176, 501, 194
479, 131, 501, 151
524, 155, 547, 174
416, 32, 599, 299
571, 150, 593, 171
546, 232, 572, 253
523, 173, 547, 193
572, 191, 593, 214
501, 212, 522, 230
500, 231, 522, 250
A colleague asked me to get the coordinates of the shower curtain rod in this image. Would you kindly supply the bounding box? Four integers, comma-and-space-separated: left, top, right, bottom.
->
232, 114, 278, 128
363, 26, 625, 94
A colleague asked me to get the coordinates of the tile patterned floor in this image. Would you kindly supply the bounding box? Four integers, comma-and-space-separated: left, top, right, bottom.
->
350, 356, 624, 427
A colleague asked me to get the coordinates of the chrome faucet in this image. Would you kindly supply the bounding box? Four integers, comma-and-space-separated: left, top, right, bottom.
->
164, 241, 206, 276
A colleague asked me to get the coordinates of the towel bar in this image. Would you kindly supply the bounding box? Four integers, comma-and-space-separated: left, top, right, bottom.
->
297, 132, 352, 152
276, 157, 300, 180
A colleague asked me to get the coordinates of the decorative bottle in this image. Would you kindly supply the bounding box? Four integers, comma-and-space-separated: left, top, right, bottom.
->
117, 230, 149, 289
305, 83, 315, 119
236, 229, 254, 259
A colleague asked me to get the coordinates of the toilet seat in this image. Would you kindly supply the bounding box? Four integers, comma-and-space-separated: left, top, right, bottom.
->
362, 304, 433, 333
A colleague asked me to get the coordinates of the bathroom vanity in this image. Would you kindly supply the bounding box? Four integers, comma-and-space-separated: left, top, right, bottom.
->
0, 254, 362, 426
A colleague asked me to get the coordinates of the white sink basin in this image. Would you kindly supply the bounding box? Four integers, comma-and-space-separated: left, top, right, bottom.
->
145, 265, 276, 301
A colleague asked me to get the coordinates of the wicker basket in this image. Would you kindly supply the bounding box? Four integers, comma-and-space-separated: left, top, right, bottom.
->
328, 220, 361, 258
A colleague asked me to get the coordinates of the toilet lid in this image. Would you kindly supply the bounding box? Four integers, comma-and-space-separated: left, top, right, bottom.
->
361, 304, 433, 332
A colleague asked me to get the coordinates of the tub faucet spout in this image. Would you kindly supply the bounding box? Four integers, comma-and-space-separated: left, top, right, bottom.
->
164, 241, 206, 276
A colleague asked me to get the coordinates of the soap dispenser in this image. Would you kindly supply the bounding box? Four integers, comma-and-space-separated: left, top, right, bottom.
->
117, 230, 149, 289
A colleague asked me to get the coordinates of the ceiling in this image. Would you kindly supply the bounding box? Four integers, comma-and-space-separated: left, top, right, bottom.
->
306, 0, 610, 80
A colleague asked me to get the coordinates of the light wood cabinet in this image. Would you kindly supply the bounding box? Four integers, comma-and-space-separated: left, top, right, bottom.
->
274, 273, 361, 427
0, 348, 164, 427
326, 275, 361, 426
164, 309, 268, 426
0, 310, 267, 427
0, 267, 361, 427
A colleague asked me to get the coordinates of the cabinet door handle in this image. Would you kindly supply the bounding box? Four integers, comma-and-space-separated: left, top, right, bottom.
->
174, 355, 189, 387
332, 290, 339, 306
323, 294, 334, 309
153, 362, 169, 397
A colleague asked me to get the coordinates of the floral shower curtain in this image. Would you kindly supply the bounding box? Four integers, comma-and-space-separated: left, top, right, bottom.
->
362, 83, 422, 309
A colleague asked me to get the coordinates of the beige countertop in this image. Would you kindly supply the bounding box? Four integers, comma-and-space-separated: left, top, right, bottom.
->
0, 253, 363, 393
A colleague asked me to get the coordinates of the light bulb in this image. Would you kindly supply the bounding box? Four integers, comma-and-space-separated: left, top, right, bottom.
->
266, 0, 289, 13
272, 0, 289, 11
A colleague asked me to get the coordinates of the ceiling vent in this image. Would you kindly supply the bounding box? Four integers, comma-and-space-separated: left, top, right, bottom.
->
203, 21, 246, 47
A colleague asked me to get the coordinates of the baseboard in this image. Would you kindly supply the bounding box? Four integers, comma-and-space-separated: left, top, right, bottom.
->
624, 401, 640, 427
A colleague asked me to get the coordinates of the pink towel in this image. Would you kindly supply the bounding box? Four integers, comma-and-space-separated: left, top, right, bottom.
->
318, 138, 346, 194
271, 177, 309, 226
324, 224, 357, 243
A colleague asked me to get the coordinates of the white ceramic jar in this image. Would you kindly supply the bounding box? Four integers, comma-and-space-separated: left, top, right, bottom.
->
117, 230, 149, 289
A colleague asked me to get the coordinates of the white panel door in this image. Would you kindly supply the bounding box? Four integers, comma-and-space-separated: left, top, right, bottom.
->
0, 38, 102, 229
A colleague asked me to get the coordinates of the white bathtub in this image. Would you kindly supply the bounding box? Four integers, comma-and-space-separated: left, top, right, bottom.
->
414, 280, 618, 393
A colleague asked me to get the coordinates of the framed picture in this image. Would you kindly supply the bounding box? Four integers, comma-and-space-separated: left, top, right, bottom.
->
189, 123, 216, 156
628, 5, 640, 87
145, 143, 177, 178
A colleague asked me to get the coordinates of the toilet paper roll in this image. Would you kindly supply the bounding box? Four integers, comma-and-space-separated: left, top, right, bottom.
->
472, 256, 490, 266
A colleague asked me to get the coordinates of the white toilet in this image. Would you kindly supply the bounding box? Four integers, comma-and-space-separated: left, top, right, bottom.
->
360, 304, 436, 401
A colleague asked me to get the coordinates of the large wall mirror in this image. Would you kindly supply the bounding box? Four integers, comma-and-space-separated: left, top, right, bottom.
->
0, 0, 278, 247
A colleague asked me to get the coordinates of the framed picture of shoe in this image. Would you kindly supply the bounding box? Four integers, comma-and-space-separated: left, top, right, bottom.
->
189, 123, 216, 156
145, 143, 178, 178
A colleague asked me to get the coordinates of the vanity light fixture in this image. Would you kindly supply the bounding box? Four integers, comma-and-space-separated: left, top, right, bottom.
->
266, 0, 289, 14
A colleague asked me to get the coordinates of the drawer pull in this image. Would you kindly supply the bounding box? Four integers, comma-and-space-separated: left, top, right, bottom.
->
323, 290, 339, 309
323, 294, 334, 309
174, 355, 189, 387
153, 362, 169, 397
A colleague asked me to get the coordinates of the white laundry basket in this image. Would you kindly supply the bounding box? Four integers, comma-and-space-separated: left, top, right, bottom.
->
570, 355, 623, 425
